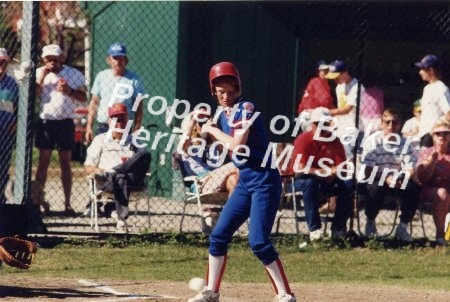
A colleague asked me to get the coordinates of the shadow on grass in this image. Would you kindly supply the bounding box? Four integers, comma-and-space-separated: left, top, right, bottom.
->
31, 232, 441, 251
0, 285, 107, 299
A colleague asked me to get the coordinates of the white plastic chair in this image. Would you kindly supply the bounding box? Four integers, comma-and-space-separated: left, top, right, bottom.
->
172, 152, 228, 233
87, 173, 151, 232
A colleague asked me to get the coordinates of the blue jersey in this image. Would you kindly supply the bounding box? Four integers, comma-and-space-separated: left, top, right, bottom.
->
211, 97, 282, 266
218, 97, 270, 169
0, 75, 19, 130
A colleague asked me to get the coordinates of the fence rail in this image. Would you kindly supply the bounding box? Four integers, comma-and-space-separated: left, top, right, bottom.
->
0, 1, 448, 241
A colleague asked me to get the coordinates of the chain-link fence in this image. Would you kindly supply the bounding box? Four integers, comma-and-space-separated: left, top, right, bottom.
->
0, 1, 449, 239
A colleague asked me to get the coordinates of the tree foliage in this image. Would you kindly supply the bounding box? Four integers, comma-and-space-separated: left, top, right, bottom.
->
0, 1, 88, 68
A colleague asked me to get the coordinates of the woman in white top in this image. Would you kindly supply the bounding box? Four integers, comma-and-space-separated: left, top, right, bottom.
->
178, 107, 238, 196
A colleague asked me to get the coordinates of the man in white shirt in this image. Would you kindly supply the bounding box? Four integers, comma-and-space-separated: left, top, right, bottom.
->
84, 103, 150, 232
415, 54, 450, 148
361, 109, 420, 242
35, 44, 87, 215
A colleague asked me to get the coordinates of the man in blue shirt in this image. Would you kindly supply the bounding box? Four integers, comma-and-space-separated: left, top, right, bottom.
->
85, 42, 145, 141
0, 48, 19, 204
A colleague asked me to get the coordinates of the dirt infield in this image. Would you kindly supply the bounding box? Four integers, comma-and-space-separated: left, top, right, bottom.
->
1, 277, 450, 301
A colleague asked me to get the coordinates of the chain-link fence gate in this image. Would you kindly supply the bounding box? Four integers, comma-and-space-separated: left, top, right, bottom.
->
0, 1, 449, 239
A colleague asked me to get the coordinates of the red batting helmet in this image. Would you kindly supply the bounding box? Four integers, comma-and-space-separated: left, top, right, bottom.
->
209, 62, 241, 95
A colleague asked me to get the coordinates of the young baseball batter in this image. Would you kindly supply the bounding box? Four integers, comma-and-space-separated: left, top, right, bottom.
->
188, 62, 296, 302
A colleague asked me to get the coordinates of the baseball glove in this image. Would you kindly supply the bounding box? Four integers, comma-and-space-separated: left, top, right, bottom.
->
0, 237, 37, 269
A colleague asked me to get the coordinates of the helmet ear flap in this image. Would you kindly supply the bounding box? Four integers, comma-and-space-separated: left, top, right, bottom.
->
209, 62, 241, 95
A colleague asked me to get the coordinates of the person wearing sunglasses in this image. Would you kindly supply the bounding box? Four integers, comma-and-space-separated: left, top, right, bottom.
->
415, 121, 450, 245
361, 108, 420, 242
35, 44, 87, 215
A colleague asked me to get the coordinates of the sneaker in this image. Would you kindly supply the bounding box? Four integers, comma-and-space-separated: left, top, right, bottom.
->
365, 220, 377, 238
395, 224, 413, 242
111, 210, 118, 221
82, 207, 91, 217
273, 293, 296, 302
116, 219, 128, 234
187, 289, 220, 302
309, 229, 322, 241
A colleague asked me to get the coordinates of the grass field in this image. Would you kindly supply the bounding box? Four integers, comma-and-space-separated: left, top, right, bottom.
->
2, 234, 449, 292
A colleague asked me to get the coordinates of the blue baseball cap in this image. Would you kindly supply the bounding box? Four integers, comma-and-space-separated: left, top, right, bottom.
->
108, 42, 127, 57
325, 60, 347, 79
414, 54, 439, 69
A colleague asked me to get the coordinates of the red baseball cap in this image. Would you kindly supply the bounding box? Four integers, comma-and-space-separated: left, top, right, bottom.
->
108, 103, 128, 117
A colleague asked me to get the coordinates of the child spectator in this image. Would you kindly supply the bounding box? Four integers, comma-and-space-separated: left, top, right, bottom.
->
402, 99, 422, 151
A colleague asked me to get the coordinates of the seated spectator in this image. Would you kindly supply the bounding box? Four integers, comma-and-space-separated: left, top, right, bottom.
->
362, 108, 420, 242
178, 107, 238, 196
415, 121, 450, 245
84, 103, 151, 232
292, 107, 353, 241
402, 99, 421, 137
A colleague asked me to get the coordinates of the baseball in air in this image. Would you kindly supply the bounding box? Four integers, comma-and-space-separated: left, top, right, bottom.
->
188, 277, 206, 291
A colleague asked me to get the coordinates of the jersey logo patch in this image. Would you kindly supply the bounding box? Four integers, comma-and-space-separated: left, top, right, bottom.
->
242, 102, 254, 114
